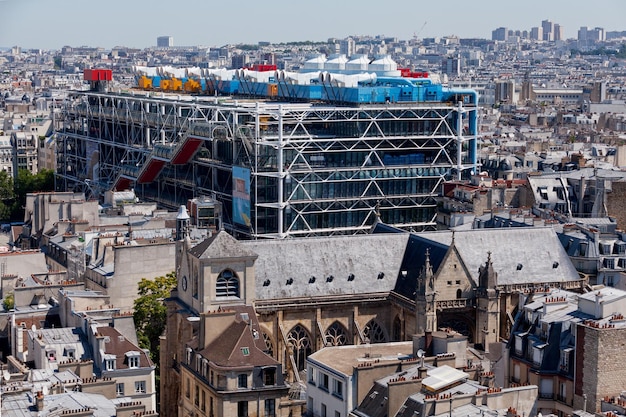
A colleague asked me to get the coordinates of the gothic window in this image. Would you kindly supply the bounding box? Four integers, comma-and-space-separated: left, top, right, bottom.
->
456, 288, 462, 299
363, 320, 386, 344
392, 316, 402, 341
287, 324, 312, 371
192, 265, 199, 299
324, 322, 348, 346
262, 331, 274, 357
216, 269, 240, 298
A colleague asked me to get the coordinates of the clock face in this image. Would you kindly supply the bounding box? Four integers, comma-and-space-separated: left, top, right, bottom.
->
181, 275, 188, 291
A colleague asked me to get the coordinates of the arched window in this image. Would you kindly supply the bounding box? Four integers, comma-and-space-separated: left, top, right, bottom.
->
262, 331, 274, 357
192, 266, 199, 299
363, 320, 386, 344
456, 288, 462, 299
287, 324, 312, 371
325, 322, 348, 346
216, 269, 239, 298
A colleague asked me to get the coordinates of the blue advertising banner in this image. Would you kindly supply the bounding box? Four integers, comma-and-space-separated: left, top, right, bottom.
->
232, 166, 251, 227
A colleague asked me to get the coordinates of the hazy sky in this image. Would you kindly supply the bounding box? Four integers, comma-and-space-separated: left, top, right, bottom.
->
1, 0, 625, 50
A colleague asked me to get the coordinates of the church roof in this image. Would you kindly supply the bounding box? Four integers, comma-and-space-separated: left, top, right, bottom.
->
392, 233, 449, 300
243, 233, 409, 300
189, 231, 258, 260
416, 227, 580, 286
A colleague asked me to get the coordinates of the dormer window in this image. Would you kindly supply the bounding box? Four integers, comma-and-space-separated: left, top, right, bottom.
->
263, 367, 276, 386
125, 351, 141, 369
64, 347, 76, 360
104, 354, 116, 371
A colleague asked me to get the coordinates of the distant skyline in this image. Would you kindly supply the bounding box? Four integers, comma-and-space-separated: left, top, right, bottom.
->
1, 0, 625, 50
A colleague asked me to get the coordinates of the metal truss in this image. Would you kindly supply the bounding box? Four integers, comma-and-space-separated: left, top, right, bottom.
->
57, 92, 477, 239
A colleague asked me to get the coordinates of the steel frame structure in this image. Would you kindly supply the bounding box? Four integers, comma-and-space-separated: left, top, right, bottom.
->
57, 91, 477, 239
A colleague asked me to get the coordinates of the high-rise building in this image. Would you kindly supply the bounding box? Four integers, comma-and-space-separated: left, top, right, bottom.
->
157, 35, 173, 47
491, 27, 508, 41
554, 23, 564, 41
530, 27, 543, 41
542, 19, 554, 41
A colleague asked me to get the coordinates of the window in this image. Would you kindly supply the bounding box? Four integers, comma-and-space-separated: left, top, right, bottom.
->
127, 355, 139, 368
104, 356, 116, 371
264, 399, 276, 417
264, 368, 276, 386
135, 380, 146, 394
287, 324, 312, 371
238, 401, 248, 417
333, 379, 343, 399
216, 269, 240, 298
65, 347, 75, 360
195, 385, 199, 406
308, 367, 315, 384
201, 390, 206, 412
325, 322, 348, 346
321, 403, 327, 417
363, 320, 386, 344
116, 383, 124, 396
185, 378, 190, 398
319, 372, 329, 391
238, 374, 248, 388
335, 412, 341, 417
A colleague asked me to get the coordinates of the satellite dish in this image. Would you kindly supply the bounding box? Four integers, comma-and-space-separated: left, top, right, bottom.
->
417, 349, 424, 358
3, 370, 10, 381
31, 325, 37, 332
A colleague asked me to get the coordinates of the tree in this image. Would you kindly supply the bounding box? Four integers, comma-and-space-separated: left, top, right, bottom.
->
11, 169, 55, 220
0, 171, 15, 220
3, 292, 14, 311
133, 272, 177, 368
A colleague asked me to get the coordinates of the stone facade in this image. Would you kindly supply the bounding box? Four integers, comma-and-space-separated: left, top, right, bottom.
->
575, 324, 626, 413
607, 181, 626, 231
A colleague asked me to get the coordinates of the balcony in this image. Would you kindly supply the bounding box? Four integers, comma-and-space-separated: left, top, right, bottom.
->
539, 392, 554, 400
556, 394, 571, 405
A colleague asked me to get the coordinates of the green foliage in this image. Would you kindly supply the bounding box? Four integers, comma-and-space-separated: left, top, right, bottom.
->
133, 272, 177, 369
0, 171, 15, 220
10, 169, 55, 220
3, 292, 14, 311
571, 44, 626, 58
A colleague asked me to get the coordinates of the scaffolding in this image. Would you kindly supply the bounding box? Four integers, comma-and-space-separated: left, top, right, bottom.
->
56, 91, 477, 238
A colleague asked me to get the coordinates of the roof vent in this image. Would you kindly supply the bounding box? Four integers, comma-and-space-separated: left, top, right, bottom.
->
377, 272, 385, 279
553, 261, 559, 269
286, 278, 294, 285
263, 279, 271, 287
309, 276, 316, 284
326, 275, 334, 283
516, 264, 523, 271
348, 273, 355, 281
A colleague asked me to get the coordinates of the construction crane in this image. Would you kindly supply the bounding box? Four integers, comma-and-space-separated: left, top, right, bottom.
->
413, 21, 428, 40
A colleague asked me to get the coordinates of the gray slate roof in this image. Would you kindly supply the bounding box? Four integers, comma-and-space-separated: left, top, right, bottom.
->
189, 231, 258, 260
417, 227, 580, 285
244, 233, 409, 300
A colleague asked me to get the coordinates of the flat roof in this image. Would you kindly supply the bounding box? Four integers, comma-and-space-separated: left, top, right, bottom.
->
307, 341, 413, 377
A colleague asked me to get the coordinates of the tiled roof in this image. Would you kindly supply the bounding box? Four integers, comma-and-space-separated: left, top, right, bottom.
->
97, 326, 153, 369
